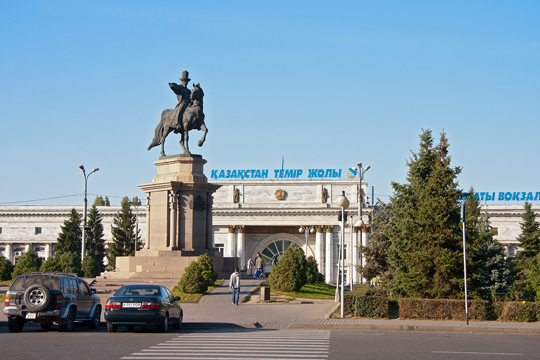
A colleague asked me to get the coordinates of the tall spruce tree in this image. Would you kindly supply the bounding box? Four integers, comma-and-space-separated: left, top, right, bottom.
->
86, 205, 106, 273
516, 202, 540, 260
359, 205, 393, 284
465, 190, 512, 299
512, 202, 540, 300
56, 208, 82, 257
385, 129, 464, 299
108, 197, 142, 269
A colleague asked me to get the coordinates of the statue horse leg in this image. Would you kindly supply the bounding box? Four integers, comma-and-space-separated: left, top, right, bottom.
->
179, 128, 189, 155
198, 123, 208, 147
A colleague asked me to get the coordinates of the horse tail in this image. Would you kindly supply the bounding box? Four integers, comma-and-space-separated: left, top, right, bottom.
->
147, 110, 169, 150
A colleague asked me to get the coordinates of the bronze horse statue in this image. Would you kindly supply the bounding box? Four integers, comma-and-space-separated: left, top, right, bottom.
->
148, 83, 208, 156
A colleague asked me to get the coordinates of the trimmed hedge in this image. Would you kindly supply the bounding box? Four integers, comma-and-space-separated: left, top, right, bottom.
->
344, 294, 389, 318
399, 298, 489, 320
497, 302, 540, 322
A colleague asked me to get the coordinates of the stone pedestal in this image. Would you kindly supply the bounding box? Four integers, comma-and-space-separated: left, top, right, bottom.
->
114, 154, 236, 279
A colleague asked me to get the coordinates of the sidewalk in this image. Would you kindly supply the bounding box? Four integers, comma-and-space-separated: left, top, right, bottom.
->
3, 282, 540, 334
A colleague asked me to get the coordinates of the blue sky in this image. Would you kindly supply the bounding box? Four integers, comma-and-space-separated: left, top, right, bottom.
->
1, 1, 539, 206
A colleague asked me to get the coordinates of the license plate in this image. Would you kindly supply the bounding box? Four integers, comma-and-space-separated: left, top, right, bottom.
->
26, 312, 37, 319
122, 302, 141, 308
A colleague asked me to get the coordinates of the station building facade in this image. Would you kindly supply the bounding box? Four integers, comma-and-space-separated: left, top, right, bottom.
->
0, 178, 533, 285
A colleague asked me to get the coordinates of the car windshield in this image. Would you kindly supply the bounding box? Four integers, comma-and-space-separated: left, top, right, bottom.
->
10, 276, 61, 291
115, 286, 160, 297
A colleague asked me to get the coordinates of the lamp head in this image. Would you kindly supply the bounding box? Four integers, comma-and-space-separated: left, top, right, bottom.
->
79, 164, 85, 171
336, 191, 350, 209
92, 168, 100, 173
364, 165, 371, 172
299, 227, 304, 233
309, 227, 315, 234
355, 219, 364, 228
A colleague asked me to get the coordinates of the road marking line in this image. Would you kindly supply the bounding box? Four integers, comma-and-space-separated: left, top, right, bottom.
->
433, 351, 522, 356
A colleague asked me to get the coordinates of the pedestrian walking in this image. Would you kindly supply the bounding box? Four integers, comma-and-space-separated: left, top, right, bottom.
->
254, 252, 265, 279
271, 254, 279, 266
246, 258, 254, 275
229, 267, 241, 306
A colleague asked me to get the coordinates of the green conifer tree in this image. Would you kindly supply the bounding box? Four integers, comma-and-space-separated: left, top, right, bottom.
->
0, 255, 14, 280
93, 196, 105, 206
56, 208, 82, 257
385, 130, 463, 299
86, 205, 106, 273
465, 190, 512, 299
358, 205, 393, 284
512, 202, 540, 300
107, 197, 142, 269
12, 251, 42, 278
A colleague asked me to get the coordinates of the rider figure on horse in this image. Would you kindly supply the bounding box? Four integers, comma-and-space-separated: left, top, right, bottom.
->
169, 70, 192, 132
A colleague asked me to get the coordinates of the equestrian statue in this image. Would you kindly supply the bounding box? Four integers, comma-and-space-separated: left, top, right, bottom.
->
148, 70, 208, 156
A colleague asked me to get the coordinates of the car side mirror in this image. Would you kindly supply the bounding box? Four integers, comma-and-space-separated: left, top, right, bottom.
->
174, 296, 181, 301
91, 288, 97, 294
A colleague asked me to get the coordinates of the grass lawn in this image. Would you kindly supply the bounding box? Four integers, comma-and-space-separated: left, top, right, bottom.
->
0, 280, 11, 286
273, 282, 338, 300
171, 280, 223, 303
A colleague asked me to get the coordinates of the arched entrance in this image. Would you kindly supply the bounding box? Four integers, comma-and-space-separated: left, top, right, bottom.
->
252, 233, 305, 270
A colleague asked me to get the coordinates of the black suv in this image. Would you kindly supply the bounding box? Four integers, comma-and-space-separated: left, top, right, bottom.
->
3, 272, 101, 332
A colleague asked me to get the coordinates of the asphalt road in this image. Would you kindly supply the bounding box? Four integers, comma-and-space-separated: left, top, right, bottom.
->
1, 325, 539, 360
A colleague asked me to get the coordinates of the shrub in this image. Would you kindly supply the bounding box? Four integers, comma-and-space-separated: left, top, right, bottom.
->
198, 254, 218, 286
306, 256, 324, 284
344, 288, 390, 318
178, 261, 208, 294
399, 298, 489, 320
498, 302, 539, 322
12, 251, 42, 279
0, 255, 14, 281
269, 247, 307, 292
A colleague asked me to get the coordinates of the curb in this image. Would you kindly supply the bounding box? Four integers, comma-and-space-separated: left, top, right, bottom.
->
288, 323, 540, 335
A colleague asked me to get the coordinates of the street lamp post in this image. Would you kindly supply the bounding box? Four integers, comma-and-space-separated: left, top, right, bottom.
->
354, 163, 370, 283
299, 226, 315, 257
79, 165, 99, 262
336, 191, 349, 318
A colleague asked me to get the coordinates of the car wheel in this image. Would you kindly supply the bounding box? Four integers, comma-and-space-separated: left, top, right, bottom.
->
173, 312, 183, 330
8, 316, 25, 333
59, 308, 76, 332
24, 285, 51, 312
107, 322, 118, 332
87, 306, 101, 329
40, 321, 54, 330
157, 314, 169, 333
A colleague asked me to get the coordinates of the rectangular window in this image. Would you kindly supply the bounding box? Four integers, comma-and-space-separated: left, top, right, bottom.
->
337, 244, 347, 260
35, 227, 42, 235
0, 227, 3, 235
215, 244, 224, 254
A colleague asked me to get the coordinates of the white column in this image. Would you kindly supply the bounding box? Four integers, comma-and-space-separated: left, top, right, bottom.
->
352, 230, 359, 285
325, 226, 333, 284
25, 244, 31, 253
45, 244, 51, 260
361, 228, 369, 282
5, 244, 12, 264
237, 226, 245, 267
227, 226, 236, 258
315, 226, 324, 274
